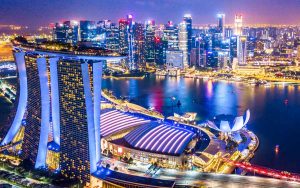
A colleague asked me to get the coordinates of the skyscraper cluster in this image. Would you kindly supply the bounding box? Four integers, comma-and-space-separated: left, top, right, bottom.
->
52, 14, 193, 70
53, 13, 300, 70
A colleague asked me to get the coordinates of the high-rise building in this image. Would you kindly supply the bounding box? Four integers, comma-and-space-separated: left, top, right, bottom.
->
145, 20, 156, 63
179, 22, 189, 68
199, 39, 207, 67
79, 21, 97, 42
234, 15, 243, 36
53, 23, 68, 43
154, 36, 168, 66
206, 51, 218, 67
127, 15, 135, 69
53, 21, 79, 45
225, 28, 233, 38
166, 50, 184, 70
105, 23, 120, 52
163, 21, 179, 49
190, 37, 201, 67
217, 13, 225, 39
237, 35, 247, 65
230, 36, 238, 62
133, 22, 145, 66
118, 19, 129, 55
3, 38, 125, 183
183, 14, 192, 65
218, 50, 230, 68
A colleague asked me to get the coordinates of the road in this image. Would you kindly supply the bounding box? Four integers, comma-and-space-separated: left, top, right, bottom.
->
100, 156, 300, 188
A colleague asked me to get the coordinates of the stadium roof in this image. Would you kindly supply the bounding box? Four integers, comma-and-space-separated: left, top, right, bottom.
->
124, 124, 195, 156
100, 110, 151, 137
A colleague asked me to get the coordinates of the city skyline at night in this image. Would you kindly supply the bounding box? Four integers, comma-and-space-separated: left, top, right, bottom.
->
0, 1, 300, 187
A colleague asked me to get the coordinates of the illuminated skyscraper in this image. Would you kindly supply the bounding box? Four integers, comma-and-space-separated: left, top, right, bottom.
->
127, 14, 135, 69
237, 35, 247, 65
230, 36, 238, 62
53, 23, 68, 43
166, 50, 184, 70
217, 13, 225, 39
105, 23, 120, 52
79, 21, 97, 42
234, 15, 243, 36
145, 20, 156, 63
179, 22, 188, 68
218, 50, 230, 68
183, 14, 192, 65
118, 18, 129, 55
133, 22, 145, 66
53, 21, 79, 45
154, 36, 168, 66
2, 38, 125, 183
163, 21, 179, 49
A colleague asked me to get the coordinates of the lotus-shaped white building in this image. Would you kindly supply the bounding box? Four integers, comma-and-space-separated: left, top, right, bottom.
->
207, 109, 250, 133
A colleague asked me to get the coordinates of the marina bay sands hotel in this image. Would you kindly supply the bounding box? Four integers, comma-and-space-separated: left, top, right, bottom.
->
1, 38, 125, 182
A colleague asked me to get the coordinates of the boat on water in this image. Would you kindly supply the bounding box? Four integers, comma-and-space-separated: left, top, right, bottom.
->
275, 145, 280, 153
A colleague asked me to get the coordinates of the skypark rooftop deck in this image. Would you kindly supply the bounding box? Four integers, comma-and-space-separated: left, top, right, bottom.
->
11, 36, 124, 57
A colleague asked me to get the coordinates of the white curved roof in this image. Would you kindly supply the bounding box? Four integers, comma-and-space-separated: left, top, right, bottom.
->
207, 109, 250, 132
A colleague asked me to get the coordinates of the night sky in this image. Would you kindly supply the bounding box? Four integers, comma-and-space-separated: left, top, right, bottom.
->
1, 0, 300, 27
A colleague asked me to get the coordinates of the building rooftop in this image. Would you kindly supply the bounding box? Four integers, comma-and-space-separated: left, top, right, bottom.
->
100, 110, 151, 137
124, 123, 195, 156
207, 109, 250, 132
12, 36, 124, 57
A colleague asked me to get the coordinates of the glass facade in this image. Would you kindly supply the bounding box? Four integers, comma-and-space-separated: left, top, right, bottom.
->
57, 59, 91, 182
22, 54, 43, 166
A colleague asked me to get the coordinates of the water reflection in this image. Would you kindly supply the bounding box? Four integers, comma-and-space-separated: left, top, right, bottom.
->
102, 76, 300, 173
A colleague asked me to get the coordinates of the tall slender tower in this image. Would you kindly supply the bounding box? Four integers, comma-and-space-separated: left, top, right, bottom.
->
179, 22, 189, 69
237, 35, 247, 65
234, 14, 243, 36
217, 13, 225, 39
133, 22, 145, 66
145, 20, 156, 64
183, 14, 192, 65
118, 18, 129, 55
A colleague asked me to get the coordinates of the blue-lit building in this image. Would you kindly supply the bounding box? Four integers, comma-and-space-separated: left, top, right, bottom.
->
217, 14, 225, 39
230, 36, 238, 63
154, 37, 168, 66
145, 20, 156, 63
79, 20, 97, 43
133, 22, 145, 67
100, 109, 201, 169
53, 21, 79, 45
163, 21, 179, 50
104, 22, 120, 52
2, 38, 125, 183
183, 14, 192, 65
